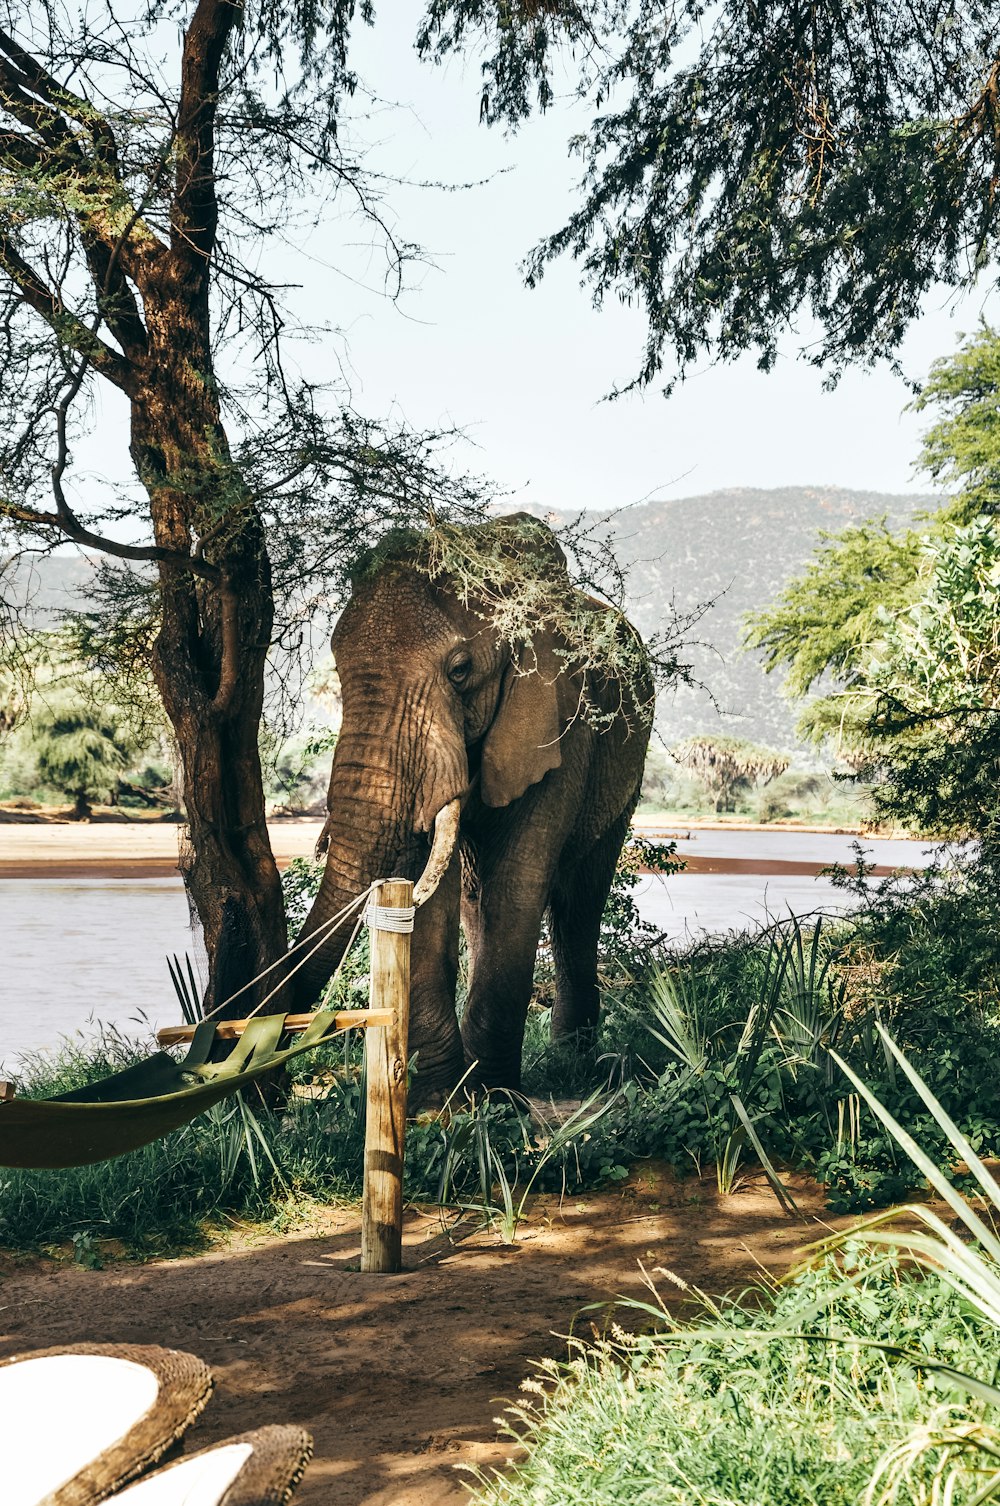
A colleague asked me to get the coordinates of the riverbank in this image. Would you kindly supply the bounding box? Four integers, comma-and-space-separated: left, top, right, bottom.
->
0, 819, 321, 878
0, 812, 910, 879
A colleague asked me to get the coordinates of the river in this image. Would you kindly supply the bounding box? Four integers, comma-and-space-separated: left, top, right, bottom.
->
0, 828, 939, 1071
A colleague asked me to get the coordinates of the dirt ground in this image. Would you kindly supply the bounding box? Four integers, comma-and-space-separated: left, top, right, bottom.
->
0, 1169, 852, 1506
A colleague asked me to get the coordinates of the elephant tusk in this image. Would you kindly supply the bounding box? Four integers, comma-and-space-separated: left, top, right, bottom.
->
413, 798, 462, 906
314, 813, 333, 860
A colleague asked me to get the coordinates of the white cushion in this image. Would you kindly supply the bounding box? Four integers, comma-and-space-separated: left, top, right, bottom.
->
3, 1353, 160, 1506
108, 1443, 254, 1505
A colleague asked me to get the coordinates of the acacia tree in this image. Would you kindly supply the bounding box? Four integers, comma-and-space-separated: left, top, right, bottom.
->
747, 324, 1000, 839
420, 2, 1000, 389
0, 2, 497, 1010
747, 325, 1000, 729
671, 737, 789, 814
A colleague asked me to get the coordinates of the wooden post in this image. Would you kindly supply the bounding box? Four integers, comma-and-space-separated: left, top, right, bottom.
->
361, 877, 413, 1273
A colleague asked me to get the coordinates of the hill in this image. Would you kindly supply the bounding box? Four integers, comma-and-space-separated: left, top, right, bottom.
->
549, 485, 934, 751
4, 486, 935, 753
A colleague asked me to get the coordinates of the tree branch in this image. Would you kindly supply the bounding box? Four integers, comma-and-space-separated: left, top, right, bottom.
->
0, 497, 223, 582
0, 33, 167, 285
0, 34, 80, 153
172, 0, 241, 283
0, 234, 133, 389
79, 232, 149, 360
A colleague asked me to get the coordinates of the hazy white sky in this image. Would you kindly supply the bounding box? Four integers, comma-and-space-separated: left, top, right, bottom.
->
296, 21, 1000, 510
80, 19, 1000, 516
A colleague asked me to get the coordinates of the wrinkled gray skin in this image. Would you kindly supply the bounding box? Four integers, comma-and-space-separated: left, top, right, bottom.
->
291, 517, 652, 1103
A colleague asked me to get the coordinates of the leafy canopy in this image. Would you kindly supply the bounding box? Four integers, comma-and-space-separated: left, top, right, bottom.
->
747, 322, 1000, 838
861, 517, 1000, 839
421, 1, 1000, 391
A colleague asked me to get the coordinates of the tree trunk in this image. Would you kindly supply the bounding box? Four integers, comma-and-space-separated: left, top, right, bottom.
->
128, 291, 288, 1017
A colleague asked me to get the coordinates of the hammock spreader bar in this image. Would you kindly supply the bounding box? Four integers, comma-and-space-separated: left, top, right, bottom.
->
0, 1010, 383, 1171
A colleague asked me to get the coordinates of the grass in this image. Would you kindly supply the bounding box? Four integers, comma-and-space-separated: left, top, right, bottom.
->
470, 1020, 1000, 1506
0, 1043, 366, 1254
468, 1251, 1000, 1506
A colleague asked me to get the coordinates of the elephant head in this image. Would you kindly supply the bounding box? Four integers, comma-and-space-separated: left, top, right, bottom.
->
288, 514, 576, 1005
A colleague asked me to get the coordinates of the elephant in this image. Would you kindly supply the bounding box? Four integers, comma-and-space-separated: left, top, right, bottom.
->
290, 513, 652, 1103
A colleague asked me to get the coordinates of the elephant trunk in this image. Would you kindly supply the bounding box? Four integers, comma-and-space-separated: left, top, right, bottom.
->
288, 732, 462, 1007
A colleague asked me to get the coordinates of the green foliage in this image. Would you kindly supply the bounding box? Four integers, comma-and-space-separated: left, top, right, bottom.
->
914, 323, 1000, 516
860, 518, 1000, 839
470, 1029, 1000, 1506
469, 1249, 1000, 1506
746, 520, 926, 751
0, 628, 170, 809
670, 736, 790, 813
421, 4, 1000, 390
596, 834, 683, 975
22, 692, 129, 817
639, 741, 866, 826
3, 834, 1000, 1254
526, 848, 1000, 1218
747, 325, 1000, 838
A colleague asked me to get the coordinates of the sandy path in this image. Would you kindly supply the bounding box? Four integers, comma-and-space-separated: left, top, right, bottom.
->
0, 1171, 845, 1506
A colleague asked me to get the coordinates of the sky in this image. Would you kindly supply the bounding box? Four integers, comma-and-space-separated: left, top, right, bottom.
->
269, 20, 998, 513
77, 17, 999, 521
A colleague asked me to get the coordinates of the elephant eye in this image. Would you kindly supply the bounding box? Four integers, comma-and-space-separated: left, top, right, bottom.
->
447, 655, 473, 687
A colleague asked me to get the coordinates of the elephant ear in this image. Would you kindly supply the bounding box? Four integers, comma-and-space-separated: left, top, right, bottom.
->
481, 635, 569, 808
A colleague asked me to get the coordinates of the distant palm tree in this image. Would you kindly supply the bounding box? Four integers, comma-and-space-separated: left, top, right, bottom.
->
672, 736, 789, 813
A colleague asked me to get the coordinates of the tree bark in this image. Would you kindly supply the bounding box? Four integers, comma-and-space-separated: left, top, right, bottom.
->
125, 0, 287, 1017
128, 280, 287, 1015
0, 0, 290, 1015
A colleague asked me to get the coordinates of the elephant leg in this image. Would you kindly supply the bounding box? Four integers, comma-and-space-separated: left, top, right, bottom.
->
407, 849, 464, 1109
548, 811, 631, 1039
460, 862, 551, 1094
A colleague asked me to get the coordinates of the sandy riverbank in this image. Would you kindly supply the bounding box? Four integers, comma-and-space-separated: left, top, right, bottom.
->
0, 820, 322, 878
0, 813, 903, 879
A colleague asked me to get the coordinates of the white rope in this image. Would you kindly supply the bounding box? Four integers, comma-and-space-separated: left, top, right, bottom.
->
201, 883, 377, 1021
364, 903, 416, 934
237, 902, 370, 1024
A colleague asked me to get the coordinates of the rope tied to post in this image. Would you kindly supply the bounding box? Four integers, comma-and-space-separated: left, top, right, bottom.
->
365, 903, 416, 934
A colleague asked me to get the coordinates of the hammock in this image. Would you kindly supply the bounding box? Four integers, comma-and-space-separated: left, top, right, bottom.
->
0, 1007, 389, 1170
0, 880, 414, 1172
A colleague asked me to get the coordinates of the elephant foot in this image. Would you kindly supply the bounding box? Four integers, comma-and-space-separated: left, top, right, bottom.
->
407, 1049, 466, 1115
548, 1020, 600, 1055
461, 1058, 522, 1101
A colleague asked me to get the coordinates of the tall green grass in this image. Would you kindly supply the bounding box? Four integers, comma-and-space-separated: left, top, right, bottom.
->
469, 1252, 1000, 1506
0, 1033, 367, 1252
471, 1030, 1000, 1506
